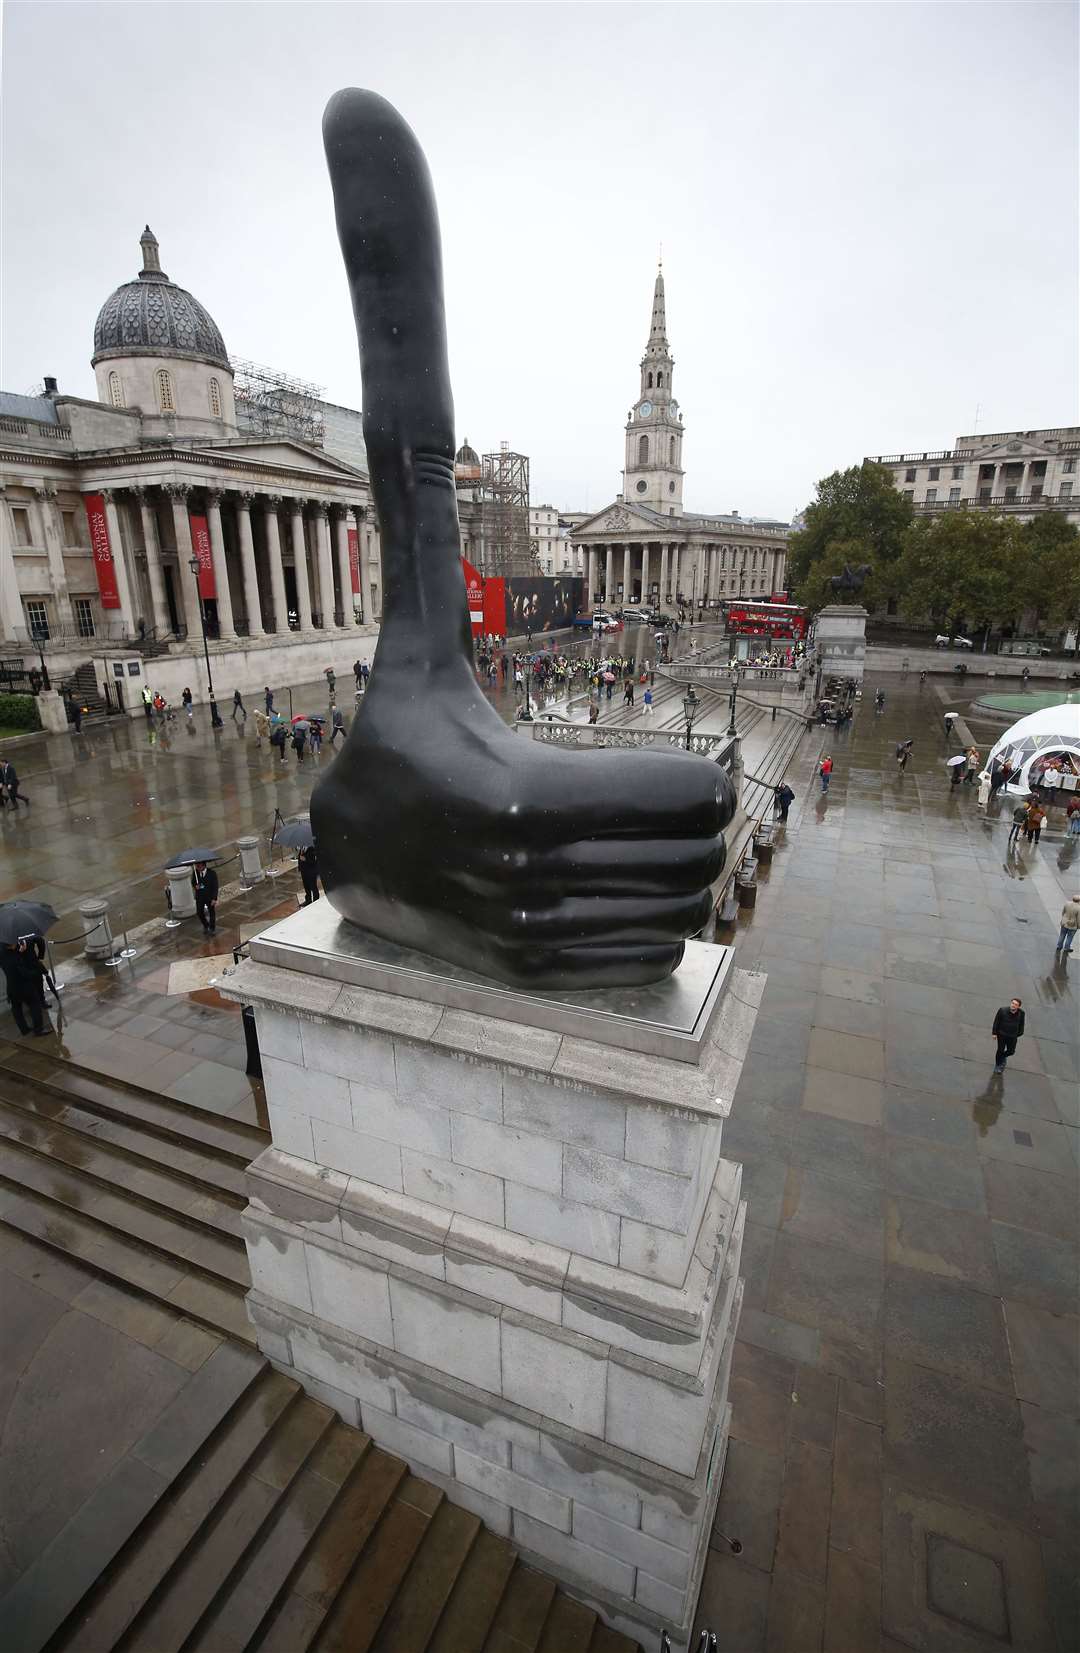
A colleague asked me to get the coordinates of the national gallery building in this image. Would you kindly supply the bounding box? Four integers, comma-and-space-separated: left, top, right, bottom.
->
0, 229, 381, 692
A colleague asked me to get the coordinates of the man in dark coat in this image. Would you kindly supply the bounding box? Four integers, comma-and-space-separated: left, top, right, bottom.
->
191, 861, 219, 935
991, 998, 1025, 1073
1, 940, 48, 1035
298, 845, 320, 905
774, 783, 795, 823
0, 758, 29, 808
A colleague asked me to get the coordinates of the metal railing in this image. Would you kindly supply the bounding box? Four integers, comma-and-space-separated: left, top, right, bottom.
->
529, 719, 738, 768
913, 492, 1075, 511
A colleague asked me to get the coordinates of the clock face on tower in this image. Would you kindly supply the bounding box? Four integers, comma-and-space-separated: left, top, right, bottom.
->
638, 401, 653, 418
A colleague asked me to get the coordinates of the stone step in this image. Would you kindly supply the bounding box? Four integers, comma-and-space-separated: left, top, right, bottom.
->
0, 1341, 265, 1653
537, 1591, 600, 1650
0, 1138, 249, 1290
119, 1396, 339, 1653
0, 1184, 255, 1345
54, 1370, 302, 1653
483, 1563, 559, 1651
0, 1074, 249, 1204
314, 1474, 445, 1651
0, 1099, 245, 1244
426, 1527, 518, 1653
0, 1041, 268, 1166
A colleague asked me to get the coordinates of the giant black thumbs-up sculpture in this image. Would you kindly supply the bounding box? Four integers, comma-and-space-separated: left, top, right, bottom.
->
310, 90, 736, 988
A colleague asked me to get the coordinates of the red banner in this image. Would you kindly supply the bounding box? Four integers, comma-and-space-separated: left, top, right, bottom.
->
461, 556, 485, 637
189, 514, 216, 599
348, 528, 361, 596
82, 493, 121, 610
484, 577, 506, 638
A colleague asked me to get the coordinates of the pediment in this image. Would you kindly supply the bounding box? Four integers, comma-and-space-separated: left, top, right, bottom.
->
196, 439, 367, 481
972, 438, 1053, 461
571, 501, 668, 537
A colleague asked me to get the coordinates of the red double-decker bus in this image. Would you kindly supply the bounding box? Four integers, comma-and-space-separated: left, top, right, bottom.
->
724, 599, 808, 641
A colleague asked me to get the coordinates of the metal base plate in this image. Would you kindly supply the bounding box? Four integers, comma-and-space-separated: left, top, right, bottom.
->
249, 902, 733, 1064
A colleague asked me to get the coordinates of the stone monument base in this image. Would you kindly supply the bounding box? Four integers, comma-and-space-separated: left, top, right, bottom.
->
222, 907, 760, 1650
815, 602, 868, 684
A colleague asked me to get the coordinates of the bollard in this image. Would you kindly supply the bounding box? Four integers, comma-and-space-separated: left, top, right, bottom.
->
237, 834, 264, 886
78, 896, 114, 962
165, 864, 197, 919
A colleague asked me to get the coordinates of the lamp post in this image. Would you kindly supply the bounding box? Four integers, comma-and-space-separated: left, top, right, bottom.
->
31, 629, 51, 692
682, 685, 700, 751
727, 668, 739, 737
521, 622, 534, 722
189, 556, 223, 728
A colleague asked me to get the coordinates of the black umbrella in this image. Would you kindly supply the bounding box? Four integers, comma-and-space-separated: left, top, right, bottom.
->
0, 900, 58, 945
273, 820, 315, 850
165, 846, 220, 867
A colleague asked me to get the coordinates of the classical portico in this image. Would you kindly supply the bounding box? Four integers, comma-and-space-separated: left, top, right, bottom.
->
568, 503, 789, 611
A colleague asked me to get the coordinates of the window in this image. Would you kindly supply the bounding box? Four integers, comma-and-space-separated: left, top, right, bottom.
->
926, 488, 937, 504
108, 371, 124, 408
656, 372, 663, 388
1003, 462, 1023, 480
1061, 481, 1073, 498
1004, 485, 1017, 502
1031, 485, 1043, 500
1065, 458, 1076, 474
73, 597, 95, 637
978, 488, 992, 502
12, 506, 32, 546
62, 509, 80, 547
668, 480, 675, 494
1030, 460, 1046, 477
903, 490, 914, 502
646, 372, 653, 389
636, 480, 648, 493
156, 368, 174, 413
25, 599, 49, 639
208, 377, 221, 417
928, 467, 940, 481
905, 468, 916, 483
979, 464, 995, 480
670, 437, 676, 464
949, 487, 961, 504
638, 435, 649, 465
952, 466, 963, 480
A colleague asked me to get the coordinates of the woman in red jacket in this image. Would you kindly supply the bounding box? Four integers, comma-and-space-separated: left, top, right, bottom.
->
820, 755, 833, 793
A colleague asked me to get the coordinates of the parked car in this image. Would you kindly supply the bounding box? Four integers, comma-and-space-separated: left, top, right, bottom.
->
934, 634, 973, 649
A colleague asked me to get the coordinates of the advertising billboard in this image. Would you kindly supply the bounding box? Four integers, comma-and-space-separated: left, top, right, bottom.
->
505, 576, 584, 637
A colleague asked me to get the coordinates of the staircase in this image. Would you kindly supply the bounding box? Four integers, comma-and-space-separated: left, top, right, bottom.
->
63, 660, 111, 720
0, 1039, 642, 1653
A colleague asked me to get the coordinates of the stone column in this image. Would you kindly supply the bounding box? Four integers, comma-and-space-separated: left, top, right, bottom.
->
604, 545, 613, 604
264, 497, 289, 634
640, 543, 650, 604
0, 490, 23, 639
205, 491, 236, 639
659, 543, 669, 603
314, 505, 335, 628
235, 492, 265, 638
290, 500, 314, 632
165, 484, 203, 640
670, 543, 680, 603
587, 548, 598, 606
352, 507, 367, 623
101, 489, 137, 637
622, 544, 632, 604
33, 486, 75, 633
334, 506, 358, 627
132, 487, 171, 635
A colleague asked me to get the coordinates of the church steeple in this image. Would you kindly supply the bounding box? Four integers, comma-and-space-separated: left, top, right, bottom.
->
622, 263, 684, 516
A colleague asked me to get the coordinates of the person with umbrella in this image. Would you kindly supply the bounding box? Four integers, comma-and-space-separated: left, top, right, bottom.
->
298, 842, 320, 905
948, 754, 966, 788
292, 719, 309, 761
191, 860, 219, 935
0, 902, 57, 1035
270, 714, 288, 762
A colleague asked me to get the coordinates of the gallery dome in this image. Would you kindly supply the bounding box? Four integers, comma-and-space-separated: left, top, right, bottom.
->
92, 227, 230, 372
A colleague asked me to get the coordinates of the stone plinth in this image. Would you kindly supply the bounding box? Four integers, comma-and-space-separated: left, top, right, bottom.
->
815, 603, 868, 683
221, 908, 759, 1650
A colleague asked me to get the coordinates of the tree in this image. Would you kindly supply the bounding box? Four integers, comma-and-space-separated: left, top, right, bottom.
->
787, 462, 913, 601
1019, 512, 1080, 633
893, 510, 1025, 638
792, 538, 888, 611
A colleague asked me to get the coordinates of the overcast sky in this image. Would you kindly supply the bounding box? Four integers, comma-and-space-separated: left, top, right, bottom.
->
3, 1, 1077, 520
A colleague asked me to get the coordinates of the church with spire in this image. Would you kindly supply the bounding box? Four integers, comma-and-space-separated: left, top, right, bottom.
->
566, 265, 791, 612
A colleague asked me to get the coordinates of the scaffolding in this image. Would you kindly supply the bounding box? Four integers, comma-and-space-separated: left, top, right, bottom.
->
480, 443, 536, 575
230, 357, 326, 447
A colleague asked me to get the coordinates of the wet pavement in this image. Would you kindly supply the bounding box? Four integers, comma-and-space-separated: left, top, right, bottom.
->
697, 673, 1079, 1651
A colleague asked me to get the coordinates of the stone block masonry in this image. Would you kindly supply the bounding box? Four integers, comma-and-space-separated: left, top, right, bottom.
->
225, 949, 760, 1650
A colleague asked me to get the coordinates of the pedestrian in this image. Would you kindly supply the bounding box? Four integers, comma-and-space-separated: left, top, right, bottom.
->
977, 772, 992, 810
943, 710, 958, 738
642, 686, 653, 716
298, 844, 320, 905
1055, 894, 1080, 956
309, 720, 323, 756
270, 719, 288, 763
142, 684, 154, 721
875, 689, 885, 713
325, 666, 336, 701
775, 782, 795, 823
1023, 801, 1046, 846
1, 939, 48, 1035
0, 757, 29, 809
231, 689, 246, 723
191, 860, 219, 935
353, 659, 363, 689
896, 740, 912, 773
820, 755, 833, 792
1007, 800, 1027, 849
182, 687, 194, 719
1068, 798, 1080, 838
360, 660, 370, 687
588, 702, 600, 725
264, 686, 274, 714
624, 680, 634, 707
330, 706, 346, 745
293, 724, 307, 762
253, 708, 269, 747
964, 747, 980, 785
991, 997, 1025, 1073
